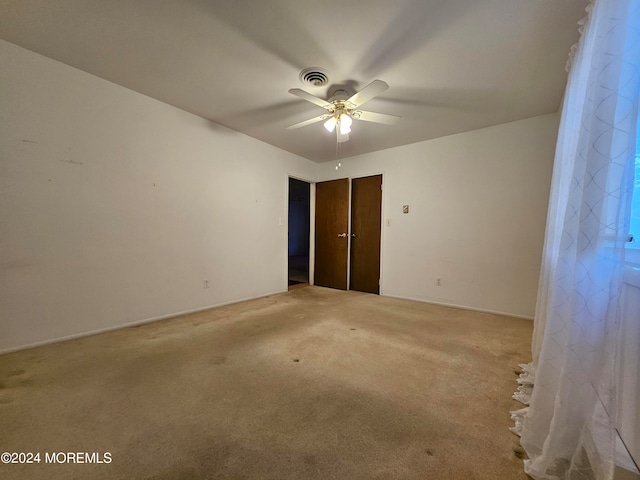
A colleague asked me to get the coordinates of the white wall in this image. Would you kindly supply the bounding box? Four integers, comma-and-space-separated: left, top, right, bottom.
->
0, 39, 559, 352
0, 40, 317, 352
318, 114, 559, 318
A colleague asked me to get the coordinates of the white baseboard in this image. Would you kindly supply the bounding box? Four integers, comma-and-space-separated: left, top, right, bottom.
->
382, 294, 534, 320
0, 289, 286, 355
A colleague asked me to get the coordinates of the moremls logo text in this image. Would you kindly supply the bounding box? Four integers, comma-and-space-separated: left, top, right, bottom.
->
1, 451, 112, 464
46, 452, 112, 464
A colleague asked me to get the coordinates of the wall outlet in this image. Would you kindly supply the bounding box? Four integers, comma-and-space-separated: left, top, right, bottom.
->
386, 219, 391, 226
203, 279, 209, 289
436, 278, 442, 286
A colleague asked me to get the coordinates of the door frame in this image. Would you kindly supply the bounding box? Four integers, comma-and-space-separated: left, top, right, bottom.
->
285, 170, 386, 294
285, 174, 316, 290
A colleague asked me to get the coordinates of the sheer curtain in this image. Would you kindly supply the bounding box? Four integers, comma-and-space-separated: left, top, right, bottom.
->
514, 0, 640, 479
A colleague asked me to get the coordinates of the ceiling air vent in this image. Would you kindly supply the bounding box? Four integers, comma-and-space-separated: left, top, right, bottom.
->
299, 67, 329, 87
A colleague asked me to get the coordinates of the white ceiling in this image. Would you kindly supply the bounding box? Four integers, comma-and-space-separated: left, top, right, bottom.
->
0, 0, 587, 163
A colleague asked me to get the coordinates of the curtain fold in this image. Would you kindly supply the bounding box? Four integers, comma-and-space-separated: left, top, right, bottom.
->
516, 1, 640, 479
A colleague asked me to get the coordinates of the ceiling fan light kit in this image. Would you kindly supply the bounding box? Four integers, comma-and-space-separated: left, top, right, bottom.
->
323, 116, 336, 132
287, 79, 400, 142
324, 113, 352, 134
339, 114, 352, 133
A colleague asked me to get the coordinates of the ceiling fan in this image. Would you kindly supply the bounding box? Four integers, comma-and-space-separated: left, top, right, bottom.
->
286, 80, 400, 142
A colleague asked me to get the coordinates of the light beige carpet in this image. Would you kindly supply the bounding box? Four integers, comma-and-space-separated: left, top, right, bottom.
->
0, 286, 532, 479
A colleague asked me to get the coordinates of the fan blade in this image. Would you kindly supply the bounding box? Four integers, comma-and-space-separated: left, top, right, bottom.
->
286, 114, 330, 130
288, 88, 332, 109
353, 110, 401, 125
346, 80, 389, 108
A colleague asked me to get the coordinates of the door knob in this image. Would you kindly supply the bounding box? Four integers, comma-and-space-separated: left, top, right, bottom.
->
337, 233, 347, 238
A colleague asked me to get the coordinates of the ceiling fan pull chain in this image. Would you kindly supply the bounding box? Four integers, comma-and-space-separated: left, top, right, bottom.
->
335, 127, 342, 170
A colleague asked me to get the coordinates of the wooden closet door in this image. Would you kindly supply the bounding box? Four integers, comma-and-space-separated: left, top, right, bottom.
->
350, 175, 382, 294
314, 179, 349, 289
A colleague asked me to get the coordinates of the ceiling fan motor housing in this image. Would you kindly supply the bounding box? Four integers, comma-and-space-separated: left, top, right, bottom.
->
328, 89, 350, 103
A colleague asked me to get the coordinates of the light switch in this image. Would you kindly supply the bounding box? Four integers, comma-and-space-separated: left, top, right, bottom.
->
403, 205, 409, 214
